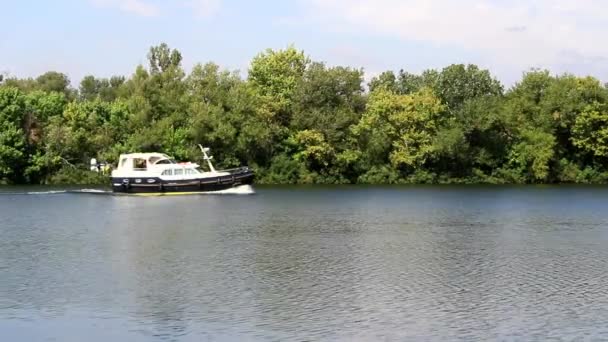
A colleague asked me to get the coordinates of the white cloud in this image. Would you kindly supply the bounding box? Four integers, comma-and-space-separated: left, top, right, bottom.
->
91, 0, 222, 18
298, 0, 608, 77
186, 0, 221, 17
92, 0, 160, 17
121, 0, 160, 17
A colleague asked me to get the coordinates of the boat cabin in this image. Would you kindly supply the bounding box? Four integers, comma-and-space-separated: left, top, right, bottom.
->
117, 153, 176, 172
111, 152, 205, 178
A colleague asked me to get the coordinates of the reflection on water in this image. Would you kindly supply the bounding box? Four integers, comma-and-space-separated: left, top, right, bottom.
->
1, 186, 608, 341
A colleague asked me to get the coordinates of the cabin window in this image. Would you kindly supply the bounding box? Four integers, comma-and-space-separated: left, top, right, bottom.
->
120, 158, 128, 168
161, 169, 173, 176
174, 168, 184, 176
155, 159, 172, 165
185, 168, 199, 175
133, 158, 147, 170
149, 156, 161, 164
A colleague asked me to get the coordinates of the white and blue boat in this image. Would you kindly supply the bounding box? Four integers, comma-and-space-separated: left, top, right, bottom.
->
109, 146, 254, 194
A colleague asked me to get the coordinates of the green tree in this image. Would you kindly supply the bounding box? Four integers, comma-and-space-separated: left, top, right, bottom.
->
572, 102, 608, 158
3, 43, 608, 185
79, 75, 126, 102
368, 71, 397, 92
352, 88, 444, 172
433, 64, 503, 113
292, 62, 365, 144
506, 129, 556, 182
0, 87, 27, 183
148, 43, 183, 74
248, 46, 309, 125
290, 129, 335, 170
36, 71, 72, 97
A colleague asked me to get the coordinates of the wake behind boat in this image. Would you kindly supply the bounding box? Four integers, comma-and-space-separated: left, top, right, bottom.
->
109, 146, 254, 194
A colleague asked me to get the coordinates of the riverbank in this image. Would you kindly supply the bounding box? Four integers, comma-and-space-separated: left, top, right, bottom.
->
3, 44, 608, 187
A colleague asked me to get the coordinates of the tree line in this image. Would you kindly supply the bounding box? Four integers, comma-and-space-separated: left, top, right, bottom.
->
1, 43, 608, 185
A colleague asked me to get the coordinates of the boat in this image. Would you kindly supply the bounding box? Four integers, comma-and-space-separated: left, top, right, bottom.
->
109, 145, 254, 194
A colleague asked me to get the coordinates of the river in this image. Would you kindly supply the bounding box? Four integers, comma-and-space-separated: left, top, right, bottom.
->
1, 185, 608, 341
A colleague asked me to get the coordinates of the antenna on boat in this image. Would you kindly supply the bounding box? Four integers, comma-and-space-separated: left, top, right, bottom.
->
198, 144, 216, 173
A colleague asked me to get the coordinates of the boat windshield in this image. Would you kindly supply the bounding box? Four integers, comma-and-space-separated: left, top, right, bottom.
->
185, 168, 200, 175
154, 158, 176, 165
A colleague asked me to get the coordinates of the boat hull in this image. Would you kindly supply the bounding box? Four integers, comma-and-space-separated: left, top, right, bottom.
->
111, 168, 254, 194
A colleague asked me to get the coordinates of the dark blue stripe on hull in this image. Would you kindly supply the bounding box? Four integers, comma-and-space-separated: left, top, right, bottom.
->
111, 172, 254, 194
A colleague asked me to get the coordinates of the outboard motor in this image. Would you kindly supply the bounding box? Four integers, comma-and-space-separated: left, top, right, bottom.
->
90, 158, 98, 172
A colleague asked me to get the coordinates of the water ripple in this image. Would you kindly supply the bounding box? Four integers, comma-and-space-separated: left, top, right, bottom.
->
1, 186, 608, 340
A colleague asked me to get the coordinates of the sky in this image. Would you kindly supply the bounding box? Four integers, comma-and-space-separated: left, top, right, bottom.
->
3, 0, 608, 87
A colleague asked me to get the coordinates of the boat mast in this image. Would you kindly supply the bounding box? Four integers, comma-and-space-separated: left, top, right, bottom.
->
198, 144, 217, 173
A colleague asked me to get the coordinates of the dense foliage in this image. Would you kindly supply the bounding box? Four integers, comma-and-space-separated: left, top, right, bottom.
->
2, 44, 608, 185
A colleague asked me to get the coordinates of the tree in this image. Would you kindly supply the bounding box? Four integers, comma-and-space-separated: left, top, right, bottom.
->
352, 88, 444, 171
3, 43, 608, 185
79, 75, 126, 101
368, 71, 397, 93
507, 129, 556, 182
572, 102, 608, 158
441, 95, 510, 178
290, 129, 335, 170
0, 87, 27, 183
540, 75, 607, 163
248, 46, 309, 125
432, 64, 503, 113
79, 75, 99, 101
148, 43, 183, 74
36, 71, 72, 96
292, 62, 365, 144
25, 90, 67, 123
0, 124, 26, 182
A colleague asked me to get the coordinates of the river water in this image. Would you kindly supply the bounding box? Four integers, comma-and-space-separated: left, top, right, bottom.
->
1, 185, 608, 341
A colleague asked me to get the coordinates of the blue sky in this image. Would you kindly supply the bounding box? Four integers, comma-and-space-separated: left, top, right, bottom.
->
3, 0, 608, 87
